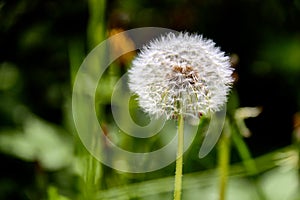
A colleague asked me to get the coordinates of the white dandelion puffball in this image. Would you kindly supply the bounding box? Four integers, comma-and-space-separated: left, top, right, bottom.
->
128, 32, 234, 120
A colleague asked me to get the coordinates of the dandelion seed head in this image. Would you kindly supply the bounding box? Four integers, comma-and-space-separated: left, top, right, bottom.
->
128, 32, 234, 120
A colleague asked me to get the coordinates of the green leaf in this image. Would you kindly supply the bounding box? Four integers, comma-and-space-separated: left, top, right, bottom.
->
0, 114, 74, 170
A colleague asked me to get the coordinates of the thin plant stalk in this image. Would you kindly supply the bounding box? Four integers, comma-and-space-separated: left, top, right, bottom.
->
230, 117, 257, 175
75, 0, 106, 199
174, 114, 184, 200
218, 120, 231, 200
87, 0, 106, 49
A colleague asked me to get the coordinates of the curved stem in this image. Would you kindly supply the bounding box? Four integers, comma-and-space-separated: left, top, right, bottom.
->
174, 114, 184, 200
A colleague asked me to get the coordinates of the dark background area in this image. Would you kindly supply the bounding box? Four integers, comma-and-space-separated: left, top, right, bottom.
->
1, 0, 300, 199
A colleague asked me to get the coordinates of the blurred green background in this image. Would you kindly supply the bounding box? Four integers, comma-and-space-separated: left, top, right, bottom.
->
1, 0, 300, 199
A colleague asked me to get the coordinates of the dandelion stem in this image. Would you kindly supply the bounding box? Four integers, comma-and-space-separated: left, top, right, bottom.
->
174, 114, 184, 200
218, 120, 231, 200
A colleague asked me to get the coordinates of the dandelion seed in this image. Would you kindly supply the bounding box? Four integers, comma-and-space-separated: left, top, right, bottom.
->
128, 32, 233, 120
128, 32, 233, 200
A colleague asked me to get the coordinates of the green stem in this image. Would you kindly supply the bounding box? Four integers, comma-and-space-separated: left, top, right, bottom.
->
218, 120, 231, 200
174, 114, 184, 200
231, 118, 257, 175
231, 128, 257, 175
87, 0, 106, 50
